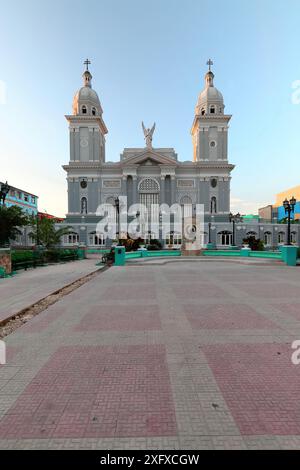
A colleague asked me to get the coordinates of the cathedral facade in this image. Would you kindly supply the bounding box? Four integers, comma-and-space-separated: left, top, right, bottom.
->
61, 62, 298, 249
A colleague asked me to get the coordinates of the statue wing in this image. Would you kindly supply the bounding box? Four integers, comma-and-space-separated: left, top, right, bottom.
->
142, 121, 147, 136
150, 122, 156, 136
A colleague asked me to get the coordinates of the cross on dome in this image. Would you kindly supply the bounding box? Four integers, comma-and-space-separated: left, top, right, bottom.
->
84, 58, 91, 71
206, 59, 213, 72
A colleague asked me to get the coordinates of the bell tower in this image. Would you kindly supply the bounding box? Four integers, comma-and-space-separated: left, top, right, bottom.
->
65, 60, 108, 164
191, 60, 231, 163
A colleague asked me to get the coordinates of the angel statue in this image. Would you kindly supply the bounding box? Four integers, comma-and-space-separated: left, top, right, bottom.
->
142, 122, 156, 149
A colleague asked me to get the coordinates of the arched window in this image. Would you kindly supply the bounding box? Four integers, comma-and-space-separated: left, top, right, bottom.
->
81, 197, 87, 214
291, 231, 297, 244
180, 195, 193, 219
92, 107, 96, 116
82, 105, 87, 114
247, 231, 258, 237
165, 232, 182, 248
210, 105, 215, 114
89, 231, 105, 246
264, 232, 272, 246
63, 232, 79, 245
278, 232, 285, 244
211, 196, 217, 214
201, 108, 205, 116
139, 178, 160, 224
139, 178, 160, 193
218, 231, 232, 246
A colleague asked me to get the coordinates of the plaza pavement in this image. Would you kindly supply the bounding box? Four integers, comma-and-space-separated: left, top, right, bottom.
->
0, 259, 102, 323
0, 259, 300, 449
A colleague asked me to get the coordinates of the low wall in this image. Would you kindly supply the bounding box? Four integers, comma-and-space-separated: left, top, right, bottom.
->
125, 250, 181, 260
202, 249, 295, 264
0, 248, 12, 275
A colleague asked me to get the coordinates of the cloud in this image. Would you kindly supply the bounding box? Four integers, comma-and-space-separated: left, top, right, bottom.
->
230, 196, 269, 215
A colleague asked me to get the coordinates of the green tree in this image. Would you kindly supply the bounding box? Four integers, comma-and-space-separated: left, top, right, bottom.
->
243, 236, 264, 251
30, 217, 71, 248
0, 205, 31, 246
279, 217, 299, 224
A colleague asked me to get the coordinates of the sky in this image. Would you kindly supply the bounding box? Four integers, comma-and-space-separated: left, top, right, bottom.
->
0, 0, 300, 217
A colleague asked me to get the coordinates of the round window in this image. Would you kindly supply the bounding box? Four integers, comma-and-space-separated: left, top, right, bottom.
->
80, 180, 87, 189
210, 140, 217, 148
211, 178, 218, 188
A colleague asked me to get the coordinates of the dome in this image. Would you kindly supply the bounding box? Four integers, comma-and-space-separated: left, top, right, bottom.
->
195, 70, 225, 116
72, 69, 103, 116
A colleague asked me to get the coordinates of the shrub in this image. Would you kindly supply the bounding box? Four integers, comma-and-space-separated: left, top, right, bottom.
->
146, 243, 161, 251
243, 236, 264, 251
149, 239, 162, 249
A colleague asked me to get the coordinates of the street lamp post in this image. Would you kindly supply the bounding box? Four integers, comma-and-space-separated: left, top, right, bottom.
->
207, 215, 215, 248
283, 197, 296, 245
115, 197, 120, 244
0, 181, 10, 206
229, 212, 242, 247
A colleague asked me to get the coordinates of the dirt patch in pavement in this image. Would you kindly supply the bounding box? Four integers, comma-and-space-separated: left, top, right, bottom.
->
0, 266, 109, 339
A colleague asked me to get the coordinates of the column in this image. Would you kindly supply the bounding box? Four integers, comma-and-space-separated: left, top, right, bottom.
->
204, 128, 209, 160
217, 128, 223, 160
122, 176, 127, 197
74, 129, 80, 161
160, 176, 165, 204
223, 128, 228, 160
89, 128, 94, 161
132, 176, 138, 205
171, 176, 176, 204
70, 129, 75, 161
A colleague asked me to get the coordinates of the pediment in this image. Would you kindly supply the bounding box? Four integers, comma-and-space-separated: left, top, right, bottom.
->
121, 149, 177, 166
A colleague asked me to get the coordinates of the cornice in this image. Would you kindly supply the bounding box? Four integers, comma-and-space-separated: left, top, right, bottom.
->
65, 114, 108, 134
62, 161, 235, 172
191, 114, 232, 134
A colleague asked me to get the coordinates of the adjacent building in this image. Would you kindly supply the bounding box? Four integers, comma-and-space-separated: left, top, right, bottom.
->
1, 183, 39, 246
274, 185, 300, 222
2, 183, 38, 216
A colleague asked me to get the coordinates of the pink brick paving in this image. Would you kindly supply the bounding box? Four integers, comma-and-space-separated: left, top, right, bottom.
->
21, 306, 67, 333
173, 283, 231, 299
272, 303, 300, 322
0, 345, 177, 439
1, 260, 300, 449
202, 343, 300, 435
102, 284, 157, 301
185, 303, 276, 329
233, 283, 300, 299
74, 304, 161, 331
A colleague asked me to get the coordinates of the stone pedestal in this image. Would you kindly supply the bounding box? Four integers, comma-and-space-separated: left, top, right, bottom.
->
0, 249, 11, 275
280, 245, 298, 266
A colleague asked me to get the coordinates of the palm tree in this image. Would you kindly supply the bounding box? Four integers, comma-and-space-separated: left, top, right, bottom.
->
30, 217, 71, 249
